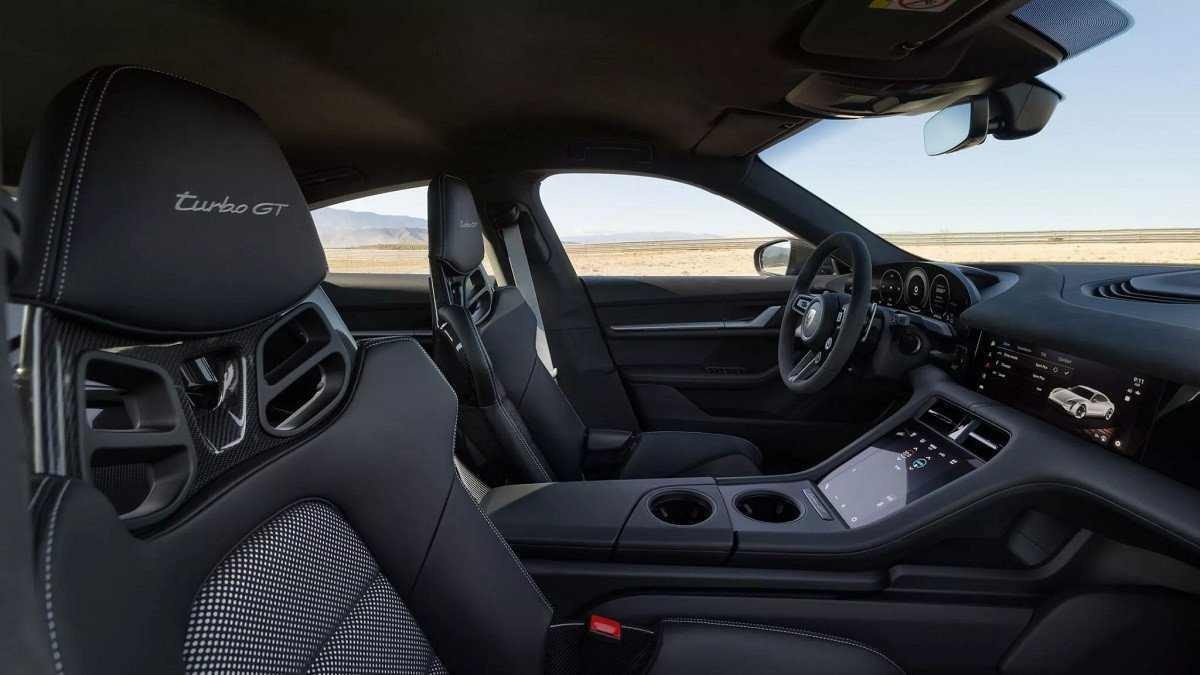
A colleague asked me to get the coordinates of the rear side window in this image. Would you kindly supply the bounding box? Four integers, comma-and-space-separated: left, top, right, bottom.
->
539, 173, 796, 277
311, 185, 428, 274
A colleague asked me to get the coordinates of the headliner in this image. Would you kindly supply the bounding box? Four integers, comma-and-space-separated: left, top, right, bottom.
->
3, 1, 1058, 202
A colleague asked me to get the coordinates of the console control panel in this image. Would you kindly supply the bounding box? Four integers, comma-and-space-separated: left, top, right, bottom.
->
818, 419, 987, 528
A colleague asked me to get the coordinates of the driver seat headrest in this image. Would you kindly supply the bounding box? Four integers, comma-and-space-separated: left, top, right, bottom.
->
11, 66, 327, 334
427, 174, 485, 276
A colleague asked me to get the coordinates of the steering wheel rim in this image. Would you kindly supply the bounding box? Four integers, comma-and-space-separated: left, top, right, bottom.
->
778, 231, 873, 394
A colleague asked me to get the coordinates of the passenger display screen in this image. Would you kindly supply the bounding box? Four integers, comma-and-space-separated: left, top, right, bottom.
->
973, 334, 1164, 456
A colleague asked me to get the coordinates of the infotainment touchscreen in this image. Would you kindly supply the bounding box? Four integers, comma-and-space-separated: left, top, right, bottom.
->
973, 334, 1164, 456
819, 422, 984, 528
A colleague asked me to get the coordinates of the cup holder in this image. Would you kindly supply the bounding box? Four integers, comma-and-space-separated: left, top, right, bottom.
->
735, 491, 801, 523
649, 491, 714, 526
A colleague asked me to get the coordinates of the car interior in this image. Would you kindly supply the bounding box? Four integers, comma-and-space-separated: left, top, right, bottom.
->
4, 1, 1200, 674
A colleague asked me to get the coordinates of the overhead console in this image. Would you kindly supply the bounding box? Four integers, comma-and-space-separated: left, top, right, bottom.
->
778, 1, 1131, 120
972, 333, 1166, 457
781, 0, 1063, 118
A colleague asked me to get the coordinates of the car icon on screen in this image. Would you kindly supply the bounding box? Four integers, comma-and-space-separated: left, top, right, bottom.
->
1048, 385, 1115, 420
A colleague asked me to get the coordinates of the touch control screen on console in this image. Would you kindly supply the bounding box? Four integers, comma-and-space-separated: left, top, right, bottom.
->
973, 334, 1164, 456
819, 422, 984, 528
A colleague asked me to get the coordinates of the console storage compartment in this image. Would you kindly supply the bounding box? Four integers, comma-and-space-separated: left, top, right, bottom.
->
483, 477, 721, 560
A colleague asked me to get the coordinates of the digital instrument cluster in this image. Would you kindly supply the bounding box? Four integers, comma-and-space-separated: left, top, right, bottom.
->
973, 334, 1165, 456
875, 264, 971, 323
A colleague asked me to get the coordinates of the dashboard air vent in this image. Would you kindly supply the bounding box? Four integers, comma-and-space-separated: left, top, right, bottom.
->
957, 419, 1009, 461
919, 397, 1009, 461
919, 399, 968, 436
1090, 279, 1200, 304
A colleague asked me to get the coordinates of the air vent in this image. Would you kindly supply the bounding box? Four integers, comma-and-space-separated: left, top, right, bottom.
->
76, 352, 196, 527
920, 397, 1009, 461
1090, 280, 1200, 304
918, 398, 969, 436
958, 419, 1009, 461
256, 303, 352, 436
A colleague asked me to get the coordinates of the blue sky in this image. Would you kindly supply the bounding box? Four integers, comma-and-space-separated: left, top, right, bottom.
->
327, 1, 1196, 238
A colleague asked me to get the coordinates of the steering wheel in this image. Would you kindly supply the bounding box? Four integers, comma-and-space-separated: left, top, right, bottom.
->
778, 231, 873, 394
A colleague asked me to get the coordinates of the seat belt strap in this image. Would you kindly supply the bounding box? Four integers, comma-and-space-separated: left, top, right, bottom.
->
499, 215, 557, 378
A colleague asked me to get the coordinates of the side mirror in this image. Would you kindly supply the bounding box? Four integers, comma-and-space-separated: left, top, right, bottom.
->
754, 238, 816, 276
923, 97, 989, 156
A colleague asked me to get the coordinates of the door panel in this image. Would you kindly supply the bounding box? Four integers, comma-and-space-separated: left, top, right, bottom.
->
584, 275, 896, 471
322, 273, 433, 348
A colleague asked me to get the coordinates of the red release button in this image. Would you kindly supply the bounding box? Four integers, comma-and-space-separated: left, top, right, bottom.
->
588, 614, 622, 641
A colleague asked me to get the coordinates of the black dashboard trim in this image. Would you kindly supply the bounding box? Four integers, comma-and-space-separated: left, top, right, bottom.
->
960, 263, 1200, 385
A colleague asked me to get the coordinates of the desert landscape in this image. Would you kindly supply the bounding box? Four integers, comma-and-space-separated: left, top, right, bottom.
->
325, 229, 1200, 276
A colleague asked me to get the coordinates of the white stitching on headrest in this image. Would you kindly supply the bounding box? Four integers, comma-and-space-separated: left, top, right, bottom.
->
53, 66, 238, 304
37, 71, 97, 300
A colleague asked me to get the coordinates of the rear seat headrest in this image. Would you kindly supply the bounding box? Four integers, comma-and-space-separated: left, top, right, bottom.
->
12, 66, 327, 334
427, 174, 485, 275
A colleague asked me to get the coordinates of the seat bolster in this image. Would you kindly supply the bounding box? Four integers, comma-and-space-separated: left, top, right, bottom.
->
482, 399, 557, 483
645, 619, 904, 675
619, 431, 763, 479
31, 478, 186, 675
436, 303, 499, 406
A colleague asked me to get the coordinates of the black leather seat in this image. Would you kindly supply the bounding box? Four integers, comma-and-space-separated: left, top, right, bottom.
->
13, 67, 899, 675
427, 174, 764, 484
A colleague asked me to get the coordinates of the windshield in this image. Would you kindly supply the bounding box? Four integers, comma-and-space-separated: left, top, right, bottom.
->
760, 1, 1199, 265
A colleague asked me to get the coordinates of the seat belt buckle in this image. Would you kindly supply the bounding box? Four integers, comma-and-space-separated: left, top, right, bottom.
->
588, 614, 622, 641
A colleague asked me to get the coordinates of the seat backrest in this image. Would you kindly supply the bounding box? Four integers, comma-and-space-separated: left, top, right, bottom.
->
428, 175, 589, 482
14, 67, 551, 674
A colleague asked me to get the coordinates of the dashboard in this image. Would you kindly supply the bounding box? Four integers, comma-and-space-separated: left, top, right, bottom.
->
848, 260, 1184, 466
791, 258, 1200, 576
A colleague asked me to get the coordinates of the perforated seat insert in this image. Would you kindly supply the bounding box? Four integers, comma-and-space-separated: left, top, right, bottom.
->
183, 500, 445, 675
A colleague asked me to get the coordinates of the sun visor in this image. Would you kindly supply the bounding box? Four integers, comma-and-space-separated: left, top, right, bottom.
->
799, 0, 1014, 61
693, 110, 813, 157
1012, 0, 1132, 58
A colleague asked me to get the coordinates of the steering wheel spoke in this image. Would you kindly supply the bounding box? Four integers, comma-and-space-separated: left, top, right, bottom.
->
787, 350, 822, 382
790, 293, 819, 315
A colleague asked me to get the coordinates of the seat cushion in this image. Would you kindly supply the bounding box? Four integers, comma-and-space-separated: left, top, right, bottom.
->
645, 619, 904, 675
619, 431, 763, 479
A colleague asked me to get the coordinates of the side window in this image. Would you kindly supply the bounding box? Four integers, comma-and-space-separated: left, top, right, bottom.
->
311, 185, 428, 274
539, 173, 800, 277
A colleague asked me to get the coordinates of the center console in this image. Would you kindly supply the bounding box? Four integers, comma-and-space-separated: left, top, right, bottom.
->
484, 365, 1200, 582
485, 389, 1009, 564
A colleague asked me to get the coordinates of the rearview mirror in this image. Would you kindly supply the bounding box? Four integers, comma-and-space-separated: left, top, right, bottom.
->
923, 98, 989, 156
924, 80, 1063, 156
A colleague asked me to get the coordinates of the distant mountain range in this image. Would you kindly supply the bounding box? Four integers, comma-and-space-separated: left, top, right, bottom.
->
311, 207, 721, 248
311, 208, 428, 248
562, 231, 722, 243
